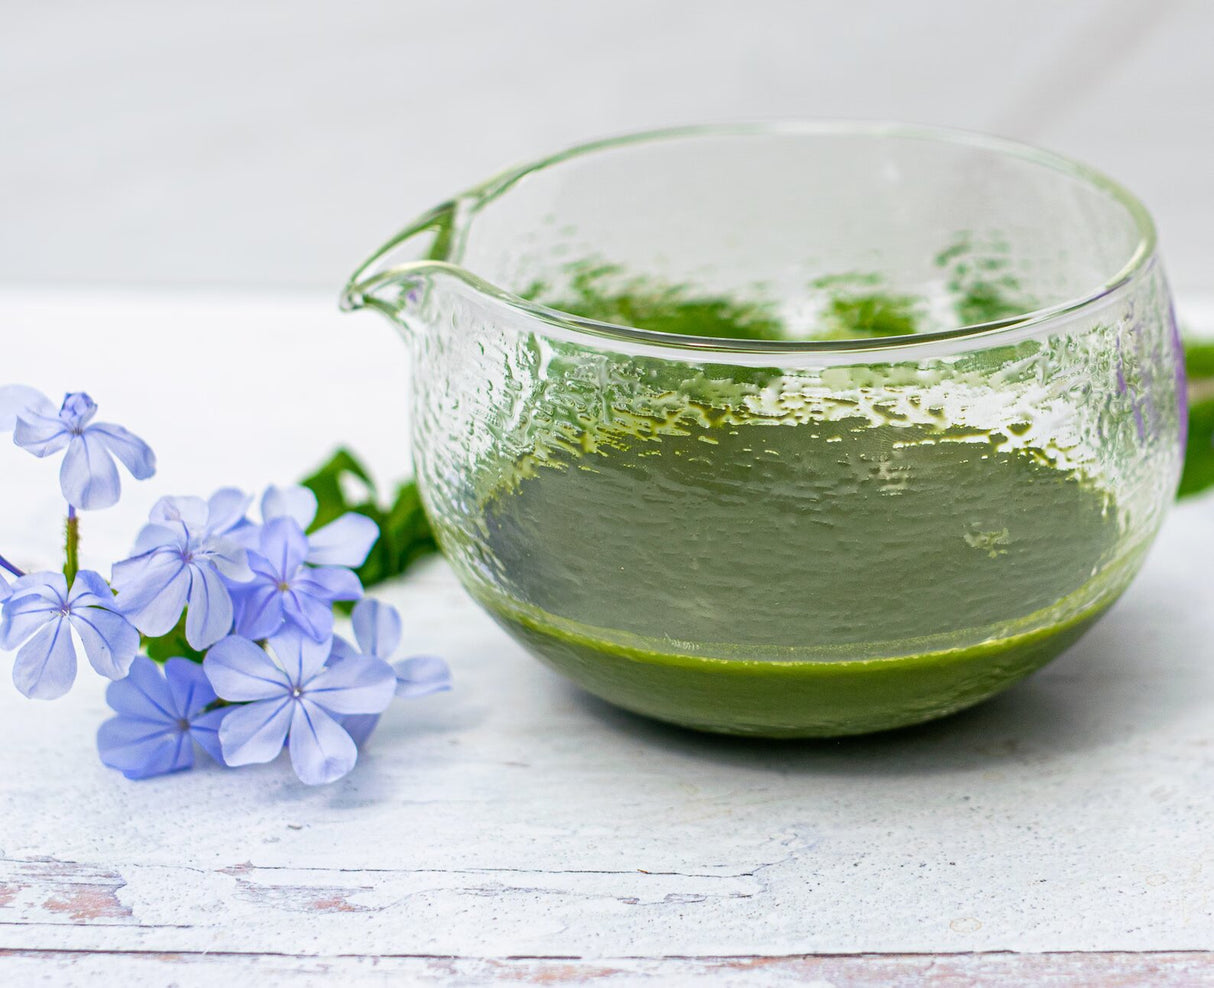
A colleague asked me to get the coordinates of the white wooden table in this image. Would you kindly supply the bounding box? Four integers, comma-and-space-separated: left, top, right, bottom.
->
0, 292, 1212, 985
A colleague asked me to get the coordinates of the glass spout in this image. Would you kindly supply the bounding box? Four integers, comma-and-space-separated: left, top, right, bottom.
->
340, 200, 462, 326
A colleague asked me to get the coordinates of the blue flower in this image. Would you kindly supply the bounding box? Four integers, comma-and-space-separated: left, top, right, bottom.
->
152, 487, 253, 540
203, 628, 395, 785
0, 570, 10, 603
256, 485, 379, 567
4, 388, 155, 510
97, 655, 228, 780
111, 494, 254, 650
0, 570, 140, 699
230, 517, 362, 642
333, 599, 452, 746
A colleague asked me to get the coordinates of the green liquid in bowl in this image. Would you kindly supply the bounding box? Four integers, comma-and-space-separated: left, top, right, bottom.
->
468, 416, 1130, 736
445, 269, 1137, 736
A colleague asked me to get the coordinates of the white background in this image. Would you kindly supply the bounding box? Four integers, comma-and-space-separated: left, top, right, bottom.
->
2, 0, 1212, 294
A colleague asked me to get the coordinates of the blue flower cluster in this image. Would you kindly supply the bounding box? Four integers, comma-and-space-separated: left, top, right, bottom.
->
0, 386, 450, 785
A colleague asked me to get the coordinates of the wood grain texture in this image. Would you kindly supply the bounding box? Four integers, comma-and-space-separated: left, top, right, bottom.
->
0, 951, 1212, 986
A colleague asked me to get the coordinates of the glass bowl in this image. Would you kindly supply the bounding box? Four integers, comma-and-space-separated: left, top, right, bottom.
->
344, 123, 1184, 736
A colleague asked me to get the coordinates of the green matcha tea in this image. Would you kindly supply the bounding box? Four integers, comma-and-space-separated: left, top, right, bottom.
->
463, 414, 1131, 736
454, 267, 1134, 736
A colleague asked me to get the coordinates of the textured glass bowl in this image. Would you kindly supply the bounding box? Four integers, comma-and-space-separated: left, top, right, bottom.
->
345, 123, 1184, 737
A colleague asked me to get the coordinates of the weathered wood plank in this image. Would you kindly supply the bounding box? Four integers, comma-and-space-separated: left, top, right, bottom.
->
1, 950, 1213, 987
0, 859, 131, 925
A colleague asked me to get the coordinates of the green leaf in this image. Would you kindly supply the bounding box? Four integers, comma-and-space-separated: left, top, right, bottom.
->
1180, 398, 1214, 499
1180, 338, 1214, 500
143, 613, 205, 664
301, 448, 377, 529
1183, 340, 1214, 380
300, 447, 438, 593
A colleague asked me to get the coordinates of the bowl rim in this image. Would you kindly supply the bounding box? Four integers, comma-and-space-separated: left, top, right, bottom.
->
354, 121, 1160, 356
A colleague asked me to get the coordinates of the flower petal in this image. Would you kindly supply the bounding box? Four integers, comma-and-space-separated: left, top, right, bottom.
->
245, 550, 280, 582
261, 485, 318, 529
351, 598, 402, 660
105, 655, 177, 721
257, 517, 310, 580
87, 422, 156, 480
163, 656, 218, 719
217, 697, 293, 766
266, 627, 330, 686
129, 522, 185, 556
203, 635, 291, 701
111, 548, 173, 600
231, 582, 286, 641
67, 569, 115, 608
288, 699, 357, 785
280, 587, 335, 642
12, 617, 77, 699
339, 713, 380, 748
0, 591, 60, 649
71, 605, 140, 680
305, 654, 395, 715
113, 556, 191, 637
8, 570, 68, 602
0, 384, 53, 431
222, 521, 261, 553
328, 634, 358, 662
206, 488, 253, 536
111, 549, 180, 602
203, 535, 253, 582
76, 573, 118, 609
299, 566, 363, 602
306, 512, 379, 568
60, 433, 121, 509
149, 496, 208, 530
189, 707, 229, 765
0, 571, 10, 603
394, 655, 453, 698
12, 408, 70, 456
97, 716, 192, 780
183, 562, 233, 650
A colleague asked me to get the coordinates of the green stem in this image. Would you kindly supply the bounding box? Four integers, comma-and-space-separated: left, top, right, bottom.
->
64, 507, 79, 585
